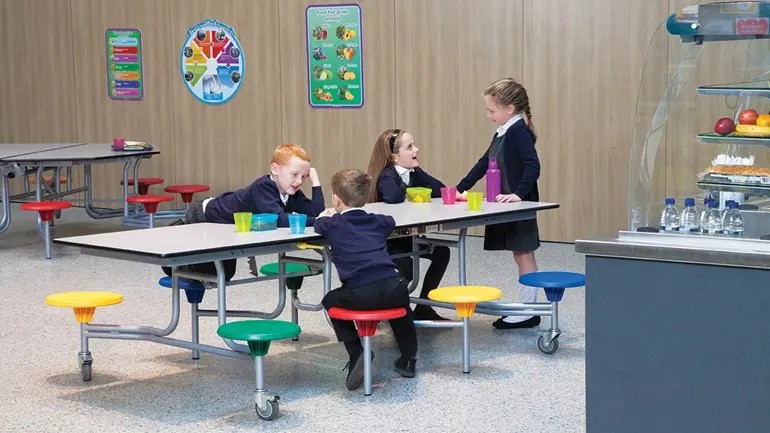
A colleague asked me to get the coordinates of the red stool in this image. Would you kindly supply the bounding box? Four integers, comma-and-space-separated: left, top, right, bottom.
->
126, 194, 173, 228
327, 307, 407, 396
164, 185, 210, 210
120, 177, 164, 195
19, 201, 72, 259
28, 175, 68, 185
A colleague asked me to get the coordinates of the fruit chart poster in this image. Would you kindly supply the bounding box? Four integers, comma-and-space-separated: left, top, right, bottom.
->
306, 4, 364, 108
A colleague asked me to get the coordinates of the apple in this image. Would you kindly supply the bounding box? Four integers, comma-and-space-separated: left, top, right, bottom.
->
739, 109, 759, 125
714, 117, 735, 135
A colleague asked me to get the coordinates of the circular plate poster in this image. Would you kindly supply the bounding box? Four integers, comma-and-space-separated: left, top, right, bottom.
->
181, 19, 244, 105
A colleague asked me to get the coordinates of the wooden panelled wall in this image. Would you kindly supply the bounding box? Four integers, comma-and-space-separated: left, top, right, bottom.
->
1, 0, 694, 242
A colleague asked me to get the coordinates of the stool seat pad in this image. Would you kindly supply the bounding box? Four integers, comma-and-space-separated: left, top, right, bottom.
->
260, 262, 320, 276
217, 320, 301, 342
20, 201, 72, 212
327, 307, 406, 322
121, 177, 164, 186
164, 185, 210, 194
45, 291, 123, 308
126, 194, 174, 204
519, 272, 586, 289
428, 286, 502, 303
158, 276, 205, 291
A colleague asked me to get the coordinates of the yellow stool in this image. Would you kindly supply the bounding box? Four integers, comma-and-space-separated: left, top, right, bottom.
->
45, 291, 123, 381
428, 286, 502, 373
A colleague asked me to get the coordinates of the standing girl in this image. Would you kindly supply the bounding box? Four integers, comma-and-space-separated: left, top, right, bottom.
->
457, 78, 542, 329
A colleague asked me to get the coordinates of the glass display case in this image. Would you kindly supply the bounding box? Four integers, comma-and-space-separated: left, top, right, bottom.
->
629, 1, 770, 239
577, 6, 770, 431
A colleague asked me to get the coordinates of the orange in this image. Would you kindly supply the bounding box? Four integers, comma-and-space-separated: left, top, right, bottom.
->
757, 114, 770, 127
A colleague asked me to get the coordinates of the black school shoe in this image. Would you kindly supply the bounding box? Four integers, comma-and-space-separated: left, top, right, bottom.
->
344, 351, 374, 390
492, 316, 541, 330
413, 305, 449, 321
394, 357, 416, 378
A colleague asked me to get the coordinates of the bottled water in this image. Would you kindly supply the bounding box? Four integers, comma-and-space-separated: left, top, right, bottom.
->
720, 200, 736, 222
721, 201, 744, 235
701, 201, 723, 234
660, 198, 680, 231
680, 197, 699, 232
699, 197, 712, 229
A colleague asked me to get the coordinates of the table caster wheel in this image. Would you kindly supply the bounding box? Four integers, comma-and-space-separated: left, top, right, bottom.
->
538, 335, 559, 354
255, 399, 279, 420
81, 360, 92, 382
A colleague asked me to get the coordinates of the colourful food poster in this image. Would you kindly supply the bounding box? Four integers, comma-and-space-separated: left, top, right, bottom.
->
180, 19, 244, 105
106, 29, 144, 100
306, 4, 364, 108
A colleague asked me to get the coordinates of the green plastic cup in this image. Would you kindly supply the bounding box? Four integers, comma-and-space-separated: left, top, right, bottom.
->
467, 192, 483, 211
233, 212, 253, 233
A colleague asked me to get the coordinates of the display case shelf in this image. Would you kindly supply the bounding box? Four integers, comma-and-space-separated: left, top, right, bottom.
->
696, 180, 770, 196
697, 132, 770, 146
697, 81, 770, 97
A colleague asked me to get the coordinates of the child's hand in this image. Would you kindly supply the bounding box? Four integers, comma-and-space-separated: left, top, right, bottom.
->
318, 207, 337, 218
308, 167, 321, 187
456, 190, 467, 201
495, 193, 521, 203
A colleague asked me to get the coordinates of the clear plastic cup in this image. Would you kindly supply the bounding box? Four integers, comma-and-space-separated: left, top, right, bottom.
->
288, 213, 307, 234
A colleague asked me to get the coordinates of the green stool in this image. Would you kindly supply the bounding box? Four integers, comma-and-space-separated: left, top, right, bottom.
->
260, 262, 321, 340
259, 262, 320, 291
217, 320, 301, 420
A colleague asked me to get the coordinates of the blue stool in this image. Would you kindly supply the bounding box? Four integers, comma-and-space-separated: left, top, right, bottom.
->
519, 271, 585, 354
158, 276, 206, 304
159, 276, 207, 360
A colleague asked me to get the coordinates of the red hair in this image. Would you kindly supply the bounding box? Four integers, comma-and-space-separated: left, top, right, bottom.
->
272, 144, 310, 165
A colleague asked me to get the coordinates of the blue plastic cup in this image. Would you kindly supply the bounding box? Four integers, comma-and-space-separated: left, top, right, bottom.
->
288, 213, 307, 234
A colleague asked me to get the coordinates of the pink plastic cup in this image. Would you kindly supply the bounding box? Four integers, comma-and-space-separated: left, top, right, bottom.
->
113, 137, 125, 150
440, 186, 457, 205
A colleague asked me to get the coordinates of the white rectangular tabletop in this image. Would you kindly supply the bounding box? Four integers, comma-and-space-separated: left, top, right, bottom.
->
55, 200, 558, 264
0, 143, 84, 160
3, 143, 159, 162
364, 200, 555, 229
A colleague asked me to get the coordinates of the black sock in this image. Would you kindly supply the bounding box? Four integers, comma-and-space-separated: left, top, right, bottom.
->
344, 340, 363, 360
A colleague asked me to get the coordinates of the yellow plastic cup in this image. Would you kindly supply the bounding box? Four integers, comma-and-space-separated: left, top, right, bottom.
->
467, 192, 483, 211
233, 212, 252, 233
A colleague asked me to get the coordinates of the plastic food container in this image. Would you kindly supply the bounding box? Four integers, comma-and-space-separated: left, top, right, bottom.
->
405, 187, 432, 203
251, 213, 279, 231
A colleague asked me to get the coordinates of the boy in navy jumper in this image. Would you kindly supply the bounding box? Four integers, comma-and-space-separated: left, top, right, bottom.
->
162, 144, 325, 281
316, 169, 417, 391
204, 143, 325, 226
